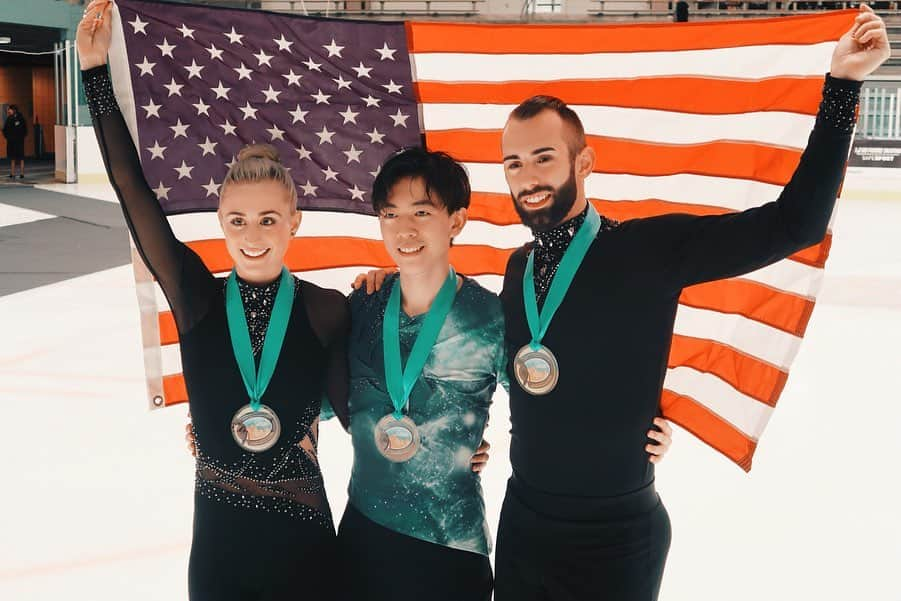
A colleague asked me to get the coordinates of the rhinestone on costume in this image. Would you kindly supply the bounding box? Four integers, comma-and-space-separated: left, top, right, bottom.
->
83, 67, 118, 118
817, 74, 862, 134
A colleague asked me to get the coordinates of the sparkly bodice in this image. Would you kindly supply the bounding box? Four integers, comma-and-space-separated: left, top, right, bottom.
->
184, 279, 332, 526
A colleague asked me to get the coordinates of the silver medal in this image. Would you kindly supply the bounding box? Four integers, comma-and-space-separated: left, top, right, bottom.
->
374, 414, 421, 462
231, 404, 281, 452
514, 344, 559, 395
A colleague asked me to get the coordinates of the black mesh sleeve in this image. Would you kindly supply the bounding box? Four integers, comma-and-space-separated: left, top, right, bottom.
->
83, 66, 219, 333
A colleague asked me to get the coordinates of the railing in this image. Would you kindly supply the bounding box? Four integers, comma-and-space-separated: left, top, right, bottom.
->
860, 84, 901, 138
593, 0, 901, 18
176, 0, 485, 16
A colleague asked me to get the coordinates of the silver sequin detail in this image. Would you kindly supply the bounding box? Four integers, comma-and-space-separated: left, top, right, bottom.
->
817, 74, 862, 134
231, 275, 302, 357
83, 67, 118, 118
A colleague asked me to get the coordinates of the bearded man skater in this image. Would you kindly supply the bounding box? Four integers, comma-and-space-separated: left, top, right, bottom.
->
493, 6, 890, 601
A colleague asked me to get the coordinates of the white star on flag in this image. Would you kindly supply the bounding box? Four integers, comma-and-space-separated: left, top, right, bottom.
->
353, 62, 373, 78
390, 109, 409, 127
333, 75, 352, 91
382, 80, 402, 94
296, 145, 312, 160
254, 49, 273, 67
177, 24, 194, 39
348, 184, 366, 201
300, 180, 318, 196
303, 57, 322, 72
129, 16, 148, 35
184, 59, 204, 79
343, 145, 363, 164
212, 81, 231, 99
316, 126, 336, 145
164, 78, 183, 97
375, 43, 396, 60
156, 39, 175, 58
323, 39, 344, 58
266, 124, 286, 141
192, 98, 210, 116
283, 70, 302, 86
146, 141, 166, 160
202, 178, 221, 197
225, 27, 244, 45
311, 90, 331, 105
153, 182, 171, 200
339, 107, 359, 125
233, 63, 253, 80
274, 35, 294, 52
197, 137, 218, 156
362, 95, 381, 107
136, 57, 156, 77
206, 44, 224, 61
289, 105, 308, 124
219, 120, 238, 136
367, 128, 385, 144
142, 99, 161, 118
174, 160, 194, 180
239, 102, 259, 120
261, 85, 282, 103
169, 119, 190, 138
322, 166, 339, 181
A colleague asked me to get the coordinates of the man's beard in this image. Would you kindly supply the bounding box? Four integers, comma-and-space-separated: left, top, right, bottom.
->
511, 166, 578, 232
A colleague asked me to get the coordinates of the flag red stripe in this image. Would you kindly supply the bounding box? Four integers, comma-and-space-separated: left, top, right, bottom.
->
427, 131, 804, 185
680, 279, 815, 337
163, 374, 188, 407
416, 77, 825, 116
669, 334, 788, 406
183, 238, 515, 276
660, 388, 757, 471
408, 11, 855, 54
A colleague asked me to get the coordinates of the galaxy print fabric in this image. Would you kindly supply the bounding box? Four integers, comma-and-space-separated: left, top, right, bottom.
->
345, 273, 506, 555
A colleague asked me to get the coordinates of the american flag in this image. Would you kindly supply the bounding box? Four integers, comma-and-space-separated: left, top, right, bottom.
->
106, 0, 857, 470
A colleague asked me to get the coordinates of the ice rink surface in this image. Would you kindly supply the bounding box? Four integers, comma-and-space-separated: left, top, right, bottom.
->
2, 169, 900, 600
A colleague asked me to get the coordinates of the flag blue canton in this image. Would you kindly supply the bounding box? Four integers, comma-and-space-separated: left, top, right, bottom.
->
117, 0, 421, 215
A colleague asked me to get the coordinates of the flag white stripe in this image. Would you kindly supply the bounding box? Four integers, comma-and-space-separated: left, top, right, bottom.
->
411, 42, 837, 82
167, 211, 532, 248
674, 304, 801, 370
665, 366, 774, 440
422, 104, 816, 149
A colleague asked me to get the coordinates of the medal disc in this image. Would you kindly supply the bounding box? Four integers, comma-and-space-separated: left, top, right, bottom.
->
374, 414, 421, 462
514, 344, 559, 395
231, 404, 281, 452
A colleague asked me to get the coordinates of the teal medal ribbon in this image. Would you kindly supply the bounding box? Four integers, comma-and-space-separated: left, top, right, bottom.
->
225, 267, 295, 452
375, 267, 457, 462
515, 204, 602, 395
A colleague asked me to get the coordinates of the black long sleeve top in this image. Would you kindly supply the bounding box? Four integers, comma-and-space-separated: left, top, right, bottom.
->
500, 74, 862, 499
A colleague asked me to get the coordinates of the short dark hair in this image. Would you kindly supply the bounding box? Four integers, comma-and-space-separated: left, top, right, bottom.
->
509, 95, 587, 158
371, 147, 470, 214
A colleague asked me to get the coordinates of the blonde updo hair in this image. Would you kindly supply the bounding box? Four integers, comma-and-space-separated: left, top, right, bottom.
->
220, 143, 298, 208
